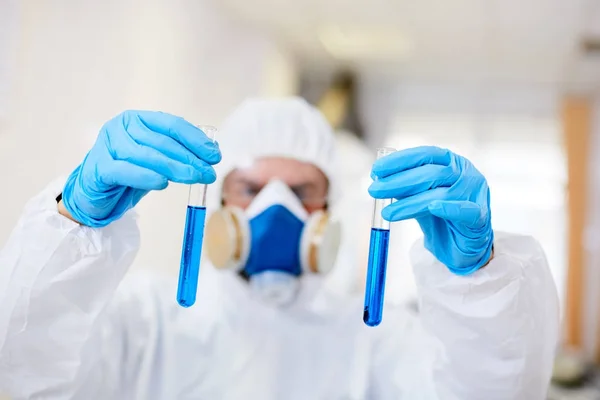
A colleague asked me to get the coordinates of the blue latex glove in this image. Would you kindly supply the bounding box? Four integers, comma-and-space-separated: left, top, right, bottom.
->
368, 146, 493, 275
62, 110, 221, 227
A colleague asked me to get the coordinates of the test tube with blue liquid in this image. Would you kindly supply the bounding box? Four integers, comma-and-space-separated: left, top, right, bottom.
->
363, 147, 396, 326
177, 125, 217, 308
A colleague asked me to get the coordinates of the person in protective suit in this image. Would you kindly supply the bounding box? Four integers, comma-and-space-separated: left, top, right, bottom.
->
0, 97, 558, 399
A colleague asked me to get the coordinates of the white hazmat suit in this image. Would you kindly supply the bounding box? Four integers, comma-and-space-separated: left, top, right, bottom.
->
0, 98, 559, 399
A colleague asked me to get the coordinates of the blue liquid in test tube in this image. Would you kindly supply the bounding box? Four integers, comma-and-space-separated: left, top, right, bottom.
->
177, 205, 207, 307
177, 125, 217, 308
363, 227, 390, 326
363, 147, 396, 327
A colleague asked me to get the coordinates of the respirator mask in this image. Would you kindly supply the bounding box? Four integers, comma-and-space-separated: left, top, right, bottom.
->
205, 180, 341, 306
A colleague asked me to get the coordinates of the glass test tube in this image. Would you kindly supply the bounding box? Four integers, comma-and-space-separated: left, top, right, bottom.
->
177, 125, 217, 308
363, 147, 396, 327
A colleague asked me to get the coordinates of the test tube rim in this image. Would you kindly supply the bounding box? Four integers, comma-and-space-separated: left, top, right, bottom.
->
197, 125, 217, 142
376, 147, 397, 159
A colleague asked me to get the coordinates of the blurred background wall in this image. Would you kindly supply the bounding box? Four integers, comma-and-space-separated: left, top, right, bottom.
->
4, 0, 600, 398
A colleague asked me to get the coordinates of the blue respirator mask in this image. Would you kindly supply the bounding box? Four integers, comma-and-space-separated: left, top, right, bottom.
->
204, 180, 341, 306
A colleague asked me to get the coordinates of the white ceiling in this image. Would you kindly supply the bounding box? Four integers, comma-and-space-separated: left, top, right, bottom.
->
218, 0, 600, 89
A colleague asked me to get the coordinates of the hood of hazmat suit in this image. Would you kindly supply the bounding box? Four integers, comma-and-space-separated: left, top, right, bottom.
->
209, 97, 339, 207
0, 97, 559, 400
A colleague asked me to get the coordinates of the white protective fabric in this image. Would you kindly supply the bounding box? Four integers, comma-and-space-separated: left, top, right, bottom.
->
329, 129, 375, 294
0, 180, 559, 399
210, 97, 338, 208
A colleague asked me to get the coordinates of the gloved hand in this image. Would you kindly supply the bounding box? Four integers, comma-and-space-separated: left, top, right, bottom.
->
62, 110, 221, 227
368, 146, 493, 275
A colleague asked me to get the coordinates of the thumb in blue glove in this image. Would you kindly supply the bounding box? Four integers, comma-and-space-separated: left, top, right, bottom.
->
368, 146, 493, 275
